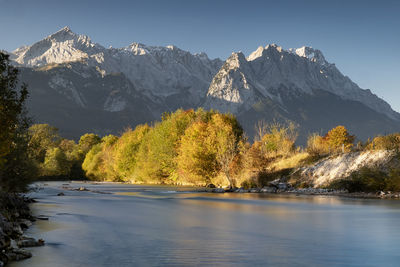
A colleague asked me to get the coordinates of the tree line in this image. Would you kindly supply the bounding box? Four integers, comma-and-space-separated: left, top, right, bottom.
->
22, 109, 400, 190
2, 50, 400, 192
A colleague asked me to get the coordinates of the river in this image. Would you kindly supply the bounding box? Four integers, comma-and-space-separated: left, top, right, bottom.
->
10, 182, 400, 267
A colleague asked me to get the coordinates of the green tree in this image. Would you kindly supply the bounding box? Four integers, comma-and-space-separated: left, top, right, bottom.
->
81, 135, 119, 181
78, 133, 101, 154
42, 147, 71, 177
82, 143, 103, 180
135, 109, 196, 182
28, 124, 61, 163
113, 125, 150, 181
58, 138, 86, 179
0, 52, 35, 191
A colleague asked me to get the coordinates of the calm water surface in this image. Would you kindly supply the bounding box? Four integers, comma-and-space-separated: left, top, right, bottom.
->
10, 182, 400, 267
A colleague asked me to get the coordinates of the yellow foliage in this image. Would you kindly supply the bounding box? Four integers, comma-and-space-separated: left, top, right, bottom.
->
270, 152, 309, 171
326, 125, 354, 152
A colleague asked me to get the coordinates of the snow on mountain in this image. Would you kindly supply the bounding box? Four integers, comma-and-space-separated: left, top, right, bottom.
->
7, 27, 400, 140
13, 26, 103, 67
12, 27, 223, 105
206, 44, 400, 121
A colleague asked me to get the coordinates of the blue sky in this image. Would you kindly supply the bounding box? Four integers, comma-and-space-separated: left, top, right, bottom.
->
1, 0, 399, 111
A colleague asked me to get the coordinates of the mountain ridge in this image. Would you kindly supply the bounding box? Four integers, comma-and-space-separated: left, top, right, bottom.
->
6, 27, 400, 141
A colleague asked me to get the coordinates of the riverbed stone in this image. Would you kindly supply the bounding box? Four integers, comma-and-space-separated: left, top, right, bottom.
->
19, 219, 32, 230
17, 236, 45, 248
261, 187, 277, 193
235, 188, 249, 193
6, 248, 32, 261
249, 188, 260, 193
277, 183, 288, 190
212, 188, 225, 193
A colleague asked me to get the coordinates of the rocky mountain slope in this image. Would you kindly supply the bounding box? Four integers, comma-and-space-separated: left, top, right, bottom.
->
205, 44, 400, 141
7, 27, 400, 141
13, 27, 222, 109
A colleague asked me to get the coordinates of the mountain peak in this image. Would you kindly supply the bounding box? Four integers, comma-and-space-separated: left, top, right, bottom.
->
265, 43, 283, 52
11, 26, 99, 67
60, 26, 72, 33
225, 52, 247, 69
248, 44, 285, 61
291, 46, 328, 65
247, 46, 264, 61
48, 26, 77, 40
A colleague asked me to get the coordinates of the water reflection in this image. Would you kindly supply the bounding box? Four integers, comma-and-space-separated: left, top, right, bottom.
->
10, 182, 400, 267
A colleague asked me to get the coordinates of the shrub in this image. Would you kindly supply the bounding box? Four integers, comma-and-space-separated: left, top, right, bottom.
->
328, 167, 400, 193
306, 133, 329, 157
307, 126, 354, 156
260, 122, 298, 157
366, 134, 400, 151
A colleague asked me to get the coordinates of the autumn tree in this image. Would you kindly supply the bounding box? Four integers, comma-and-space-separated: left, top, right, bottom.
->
113, 125, 150, 181
326, 125, 354, 153
177, 121, 218, 184
210, 114, 243, 188
177, 112, 244, 188
135, 109, 196, 183
81, 135, 119, 181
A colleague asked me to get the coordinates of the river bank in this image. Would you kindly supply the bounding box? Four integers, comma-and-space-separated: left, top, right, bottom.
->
56, 180, 400, 200
0, 193, 44, 266
211, 186, 400, 199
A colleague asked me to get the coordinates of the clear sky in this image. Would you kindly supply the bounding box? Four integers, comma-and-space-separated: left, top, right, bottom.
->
1, 0, 399, 111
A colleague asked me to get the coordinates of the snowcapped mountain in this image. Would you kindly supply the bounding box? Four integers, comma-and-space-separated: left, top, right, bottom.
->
205, 44, 399, 121
13, 27, 222, 108
7, 27, 400, 141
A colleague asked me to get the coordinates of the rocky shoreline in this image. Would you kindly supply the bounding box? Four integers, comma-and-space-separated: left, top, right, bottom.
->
206, 180, 400, 199
0, 193, 44, 266
59, 180, 400, 200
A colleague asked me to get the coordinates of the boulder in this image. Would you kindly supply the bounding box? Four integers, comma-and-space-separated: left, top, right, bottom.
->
235, 188, 249, 193
212, 188, 225, 193
19, 219, 32, 230
249, 188, 260, 193
6, 248, 32, 261
260, 187, 277, 193
268, 179, 280, 187
206, 184, 216, 188
12, 224, 23, 236
17, 236, 45, 248
36, 216, 49, 221
57, 192, 65, 196
278, 183, 288, 190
